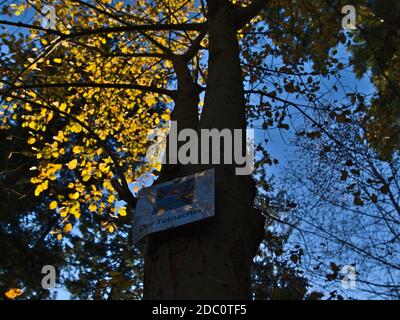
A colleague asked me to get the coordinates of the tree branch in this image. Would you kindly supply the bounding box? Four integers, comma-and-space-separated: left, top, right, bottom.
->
234, 0, 268, 29
0, 19, 206, 38
62, 23, 206, 40
6, 82, 176, 98
139, 32, 175, 58
68, 40, 168, 60
245, 89, 383, 161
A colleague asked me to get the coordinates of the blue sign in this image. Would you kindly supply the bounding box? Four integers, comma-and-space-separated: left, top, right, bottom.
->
133, 169, 215, 243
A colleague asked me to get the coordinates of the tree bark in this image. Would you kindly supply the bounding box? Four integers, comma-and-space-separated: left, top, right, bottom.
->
143, 0, 265, 299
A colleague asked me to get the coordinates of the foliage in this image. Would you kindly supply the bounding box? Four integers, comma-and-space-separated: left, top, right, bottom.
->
0, 0, 398, 299
350, 0, 400, 159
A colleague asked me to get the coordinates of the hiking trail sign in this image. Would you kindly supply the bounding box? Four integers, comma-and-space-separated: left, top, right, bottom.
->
133, 168, 215, 244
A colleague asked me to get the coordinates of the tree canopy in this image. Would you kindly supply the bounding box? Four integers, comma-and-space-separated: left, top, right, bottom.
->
0, 0, 399, 299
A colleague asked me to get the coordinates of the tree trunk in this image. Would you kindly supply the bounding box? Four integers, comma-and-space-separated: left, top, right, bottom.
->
143, 0, 265, 299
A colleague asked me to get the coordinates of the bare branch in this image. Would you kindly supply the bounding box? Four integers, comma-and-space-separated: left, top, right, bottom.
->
6, 82, 176, 98
181, 31, 207, 62
0, 19, 206, 38
62, 23, 206, 39
0, 19, 59, 34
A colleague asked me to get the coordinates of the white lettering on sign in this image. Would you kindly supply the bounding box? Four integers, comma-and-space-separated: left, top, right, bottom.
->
132, 168, 215, 243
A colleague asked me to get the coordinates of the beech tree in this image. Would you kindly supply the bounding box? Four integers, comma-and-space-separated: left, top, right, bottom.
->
0, 0, 268, 299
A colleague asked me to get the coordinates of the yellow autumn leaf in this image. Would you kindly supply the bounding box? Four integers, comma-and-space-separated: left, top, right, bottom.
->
57, 234, 63, 241
118, 207, 127, 216
53, 57, 62, 64
30, 177, 41, 184
89, 203, 97, 212
59, 207, 68, 218
49, 201, 57, 210
54, 131, 65, 142
165, 60, 173, 68
27, 91, 36, 99
59, 103, 67, 112
28, 121, 36, 130
72, 146, 82, 154
70, 206, 81, 219
145, 94, 156, 106
107, 194, 116, 203
69, 192, 79, 200
5, 288, 23, 299
27, 137, 36, 144
71, 123, 82, 133
63, 223, 73, 233
67, 159, 78, 170
34, 180, 48, 196
108, 225, 115, 233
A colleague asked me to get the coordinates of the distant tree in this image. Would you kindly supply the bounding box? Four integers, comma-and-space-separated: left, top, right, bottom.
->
349, 0, 400, 158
